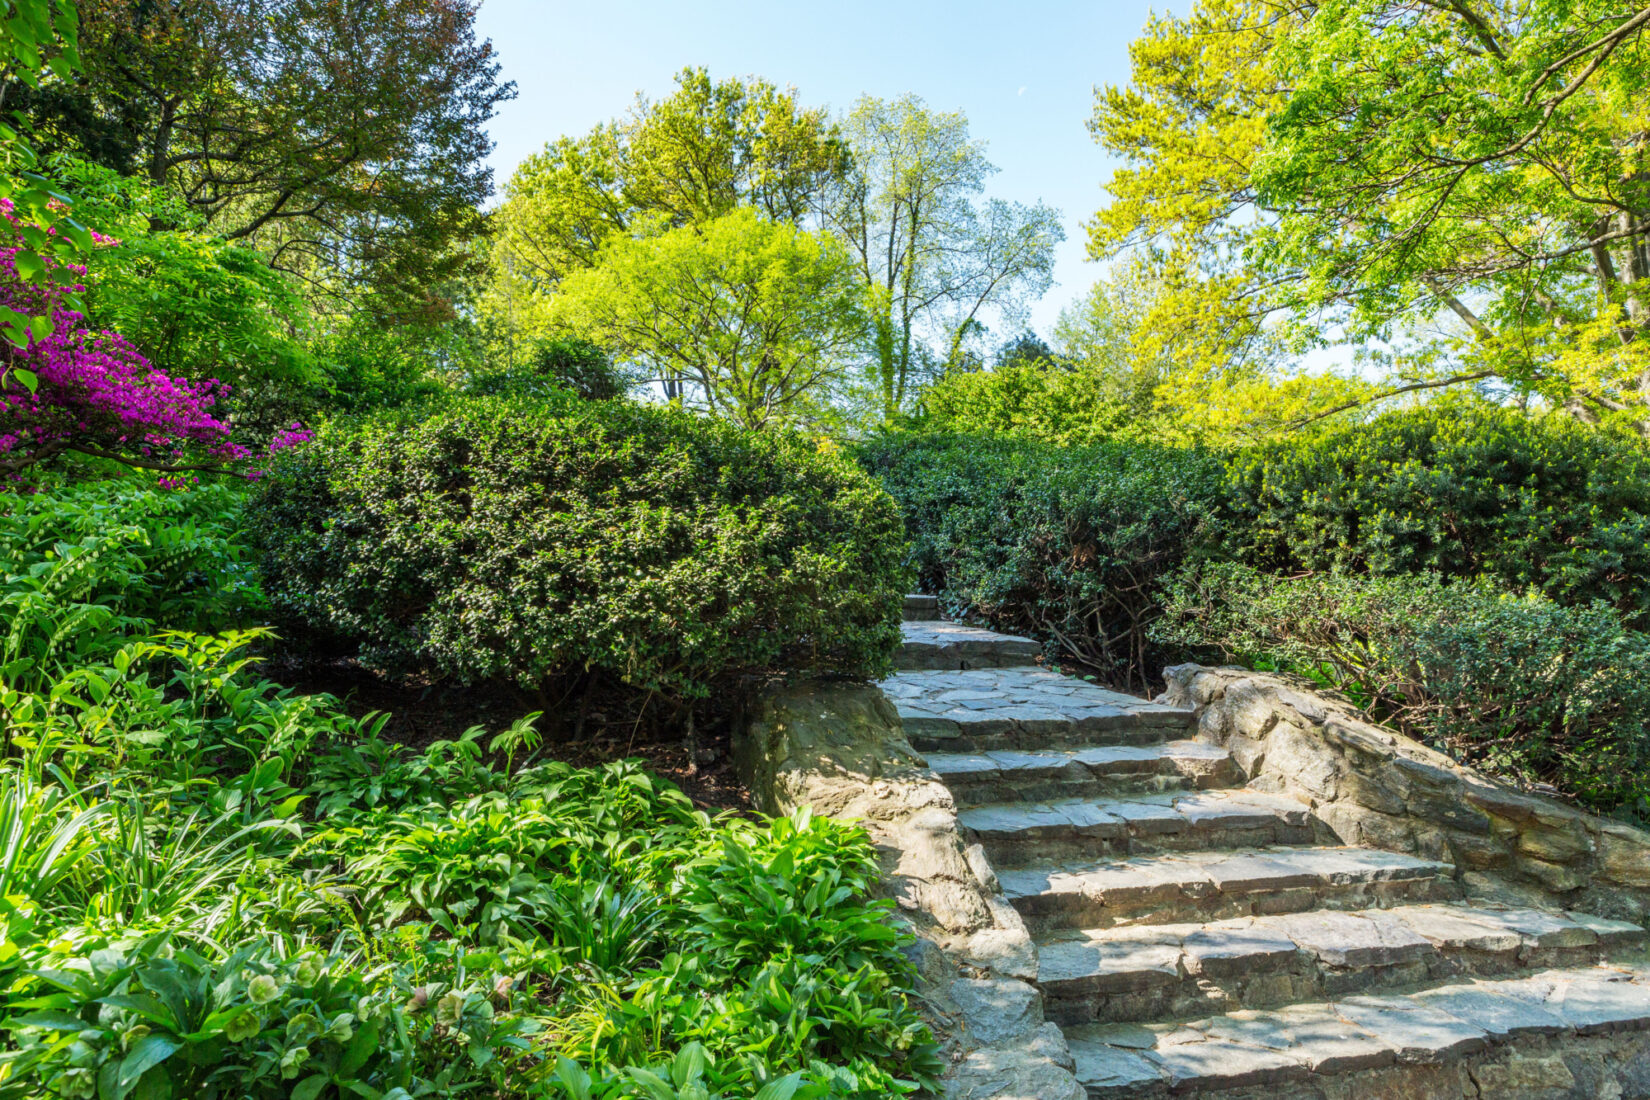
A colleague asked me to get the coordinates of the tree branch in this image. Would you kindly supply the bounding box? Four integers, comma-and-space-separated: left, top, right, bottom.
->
1287, 370, 1497, 430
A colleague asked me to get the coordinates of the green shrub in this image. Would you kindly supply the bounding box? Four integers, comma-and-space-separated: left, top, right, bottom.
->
250, 395, 908, 699
1225, 406, 1650, 618
1157, 563, 1650, 815
311, 319, 464, 414
856, 432, 1228, 689
467, 337, 629, 403
917, 361, 1148, 446
0, 482, 258, 691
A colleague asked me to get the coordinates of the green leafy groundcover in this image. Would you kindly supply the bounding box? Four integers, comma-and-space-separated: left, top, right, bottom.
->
250, 394, 908, 700
0, 482, 942, 1099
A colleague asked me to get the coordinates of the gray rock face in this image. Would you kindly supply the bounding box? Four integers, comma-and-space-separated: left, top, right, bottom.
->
903, 593, 940, 622
949, 978, 1044, 1045
943, 1044, 1088, 1100
1161, 662, 1650, 920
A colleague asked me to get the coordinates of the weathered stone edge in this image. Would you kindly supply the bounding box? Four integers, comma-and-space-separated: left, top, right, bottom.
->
734, 678, 1086, 1100
1160, 664, 1650, 923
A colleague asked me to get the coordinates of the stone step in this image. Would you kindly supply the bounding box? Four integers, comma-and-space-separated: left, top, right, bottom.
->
883, 667, 1195, 752
960, 790, 1319, 867
999, 846, 1459, 933
901, 593, 940, 622
1037, 903, 1649, 1027
1066, 965, 1650, 1097
926, 742, 1243, 806
894, 620, 1041, 670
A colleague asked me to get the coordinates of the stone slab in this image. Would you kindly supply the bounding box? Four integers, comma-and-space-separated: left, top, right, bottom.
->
896, 620, 1041, 670
1066, 1038, 1166, 1097
1056, 968, 1650, 1095
1268, 909, 1433, 968
1334, 993, 1491, 1061
883, 666, 1195, 748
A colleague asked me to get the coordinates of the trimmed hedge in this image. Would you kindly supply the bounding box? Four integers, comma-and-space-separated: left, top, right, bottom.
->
855, 433, 1227, 690
1157, 563, 1650, 816
250, 395, 908, 699
1226, 407, 1650, 619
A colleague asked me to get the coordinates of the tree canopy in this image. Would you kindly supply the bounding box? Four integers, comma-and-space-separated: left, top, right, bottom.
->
1088, 0, 1650, 432
24, 0, 515, 319
551, 208, 865, 429
831, 94, 1063, 421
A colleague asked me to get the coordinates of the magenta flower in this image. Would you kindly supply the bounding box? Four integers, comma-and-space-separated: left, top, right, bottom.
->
0, 204, 252, 479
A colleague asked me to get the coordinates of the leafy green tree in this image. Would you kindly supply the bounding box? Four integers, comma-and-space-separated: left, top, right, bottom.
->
552, 208, 865, 429
87, 230, 313, 388
1251, 0, 1650, 427
0, 0, 94, 352
1054, 256, 1369, 442
1082, 0, 1354, 437
994, 331, 1057, 370
485, 67, 849, 353
829, 94, 1063, 421
26, 0, 514, 318
1089, 0, 1650, 430
919, 359, 1142, 446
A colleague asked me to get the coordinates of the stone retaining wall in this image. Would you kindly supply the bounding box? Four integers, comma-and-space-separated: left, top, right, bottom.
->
1160, 664, 1650, 922
735, 679, 1086, 1100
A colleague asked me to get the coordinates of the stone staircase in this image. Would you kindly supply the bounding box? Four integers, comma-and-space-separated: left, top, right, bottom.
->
885, 609, 1650, 1098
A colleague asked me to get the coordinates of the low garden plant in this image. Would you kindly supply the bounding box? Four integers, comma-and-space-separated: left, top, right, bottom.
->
1155, 563, 1650, 818
0, 481, 942, 1098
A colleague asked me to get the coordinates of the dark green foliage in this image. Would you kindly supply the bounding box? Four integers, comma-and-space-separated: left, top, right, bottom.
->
528, 337, 626, 401
856, 432, 1227, 689
0, 481, 259, 694
467, 338, 628, 403
1225, 407, 1650, 619
3, 483, 938, 1099
1158, 563, 1650, 816
993, 331, 1057, 370
251, 395, 908, 698
311, 320, 469, 414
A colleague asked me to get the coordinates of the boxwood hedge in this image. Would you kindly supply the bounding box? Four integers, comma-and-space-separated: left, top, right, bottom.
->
1225, 406, 1650, 619
250, 395, 908, 700
855, 432, 1227, 690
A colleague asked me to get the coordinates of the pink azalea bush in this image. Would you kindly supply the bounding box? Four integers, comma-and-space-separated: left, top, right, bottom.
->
0, 201, 254, 477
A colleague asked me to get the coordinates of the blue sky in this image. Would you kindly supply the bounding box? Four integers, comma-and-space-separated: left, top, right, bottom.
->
473, 0, 1161, 342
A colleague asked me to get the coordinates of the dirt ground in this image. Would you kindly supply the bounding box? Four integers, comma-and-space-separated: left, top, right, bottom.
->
272, 655, 754, 814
